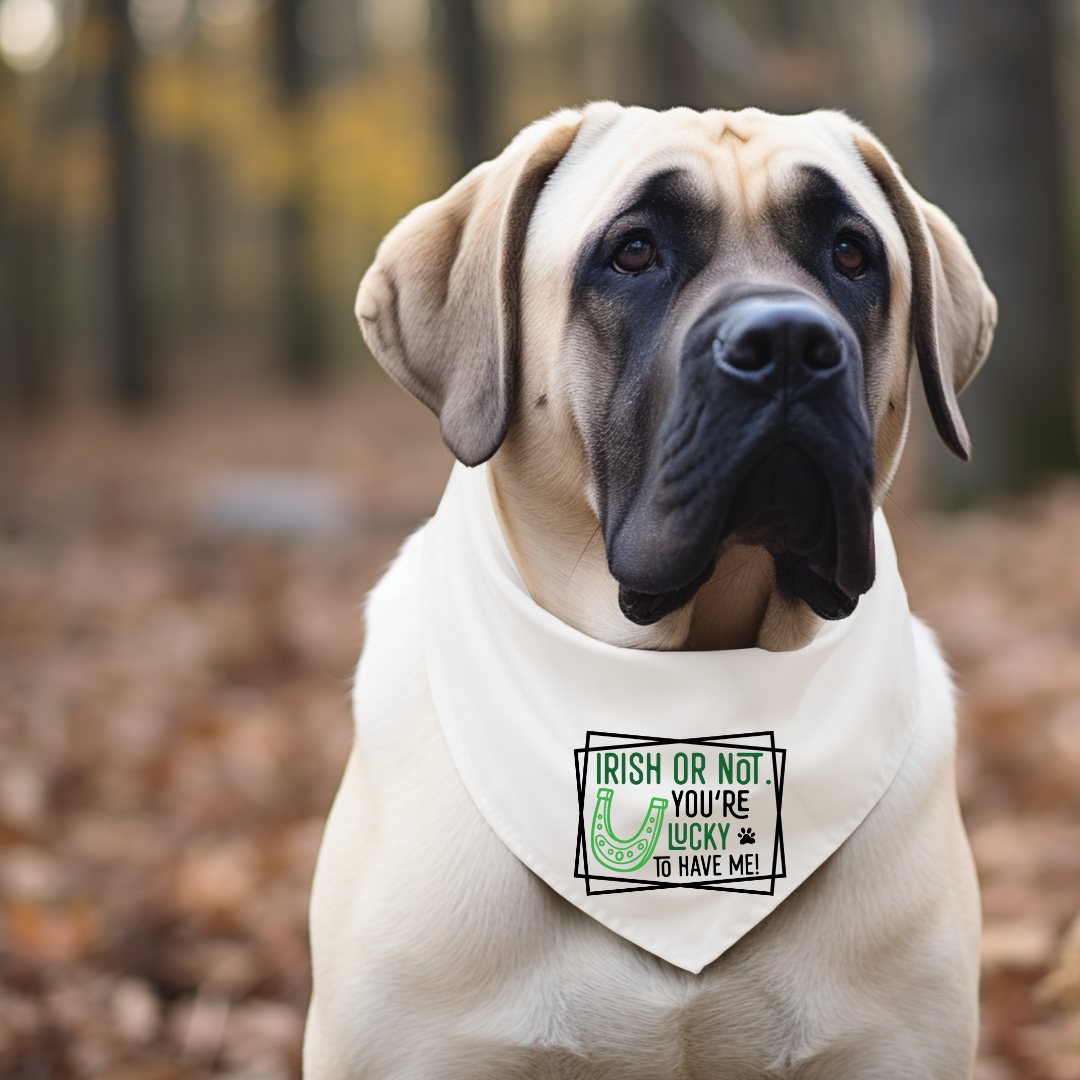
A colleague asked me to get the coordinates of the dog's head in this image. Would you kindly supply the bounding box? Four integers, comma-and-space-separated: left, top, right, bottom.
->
357, 104, 996, 650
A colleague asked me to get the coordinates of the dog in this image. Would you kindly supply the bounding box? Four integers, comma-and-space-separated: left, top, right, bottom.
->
304, 103, 996, 1078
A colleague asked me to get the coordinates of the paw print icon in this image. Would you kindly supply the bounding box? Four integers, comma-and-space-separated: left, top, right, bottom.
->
738, 827, 756, 846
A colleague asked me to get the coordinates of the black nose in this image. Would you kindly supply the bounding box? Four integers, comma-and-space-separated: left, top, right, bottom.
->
713, 299, 843, 379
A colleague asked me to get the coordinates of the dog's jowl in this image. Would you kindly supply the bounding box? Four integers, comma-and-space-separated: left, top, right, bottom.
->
305, 105, 996, 1079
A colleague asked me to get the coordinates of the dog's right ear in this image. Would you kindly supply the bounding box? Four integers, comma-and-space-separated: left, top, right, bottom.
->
356, 112, 583, 466
852, 130, 997, 462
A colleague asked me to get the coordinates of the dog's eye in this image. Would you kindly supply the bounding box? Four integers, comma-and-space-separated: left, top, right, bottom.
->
833, 238, 866, 278
612, 233, 657, 274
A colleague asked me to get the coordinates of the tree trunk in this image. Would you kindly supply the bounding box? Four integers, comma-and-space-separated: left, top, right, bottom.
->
9, 218, 59, 406
655, 4, 703, 109
441, 0, 487, 177
923, 0, 1076, 500
103, 0, 151, 403
274, 0, 323, 383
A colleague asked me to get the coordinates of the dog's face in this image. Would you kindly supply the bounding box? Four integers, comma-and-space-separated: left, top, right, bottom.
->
358, 105, 996, 650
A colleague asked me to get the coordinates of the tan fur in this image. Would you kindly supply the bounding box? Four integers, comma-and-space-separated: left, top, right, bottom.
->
309, 104, 992, 1079
852, 131, 996, 462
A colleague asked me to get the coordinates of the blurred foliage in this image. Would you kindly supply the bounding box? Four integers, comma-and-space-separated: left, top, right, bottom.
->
0, 0, 456, 389
0, 0, 1079, 497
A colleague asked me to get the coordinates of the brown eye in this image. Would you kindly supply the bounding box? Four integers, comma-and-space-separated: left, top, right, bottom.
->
833, 238, 866, 278
613, 233, 657, 274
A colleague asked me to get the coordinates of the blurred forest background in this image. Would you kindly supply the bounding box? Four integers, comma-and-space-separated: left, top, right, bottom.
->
5, 0, 1080, 1078
3, 0, 1080, 497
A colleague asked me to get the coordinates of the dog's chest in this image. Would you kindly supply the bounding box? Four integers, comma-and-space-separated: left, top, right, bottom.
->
321, 693, 942, 1079
335, 717, 831, 1076
306, 532, 979, 1079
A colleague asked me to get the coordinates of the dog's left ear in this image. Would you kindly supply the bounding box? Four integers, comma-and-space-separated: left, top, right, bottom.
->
356, 112, 584, 466
852, 131, 997, 461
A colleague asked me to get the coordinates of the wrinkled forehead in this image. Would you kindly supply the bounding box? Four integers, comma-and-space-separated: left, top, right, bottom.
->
526, 106, 903, 272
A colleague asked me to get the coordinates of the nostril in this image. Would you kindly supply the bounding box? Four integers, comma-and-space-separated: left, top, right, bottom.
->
802, 326, 842, 370
715, 328, 773, 372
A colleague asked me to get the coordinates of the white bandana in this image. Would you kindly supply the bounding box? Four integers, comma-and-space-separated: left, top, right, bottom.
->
421, 462, 918, 973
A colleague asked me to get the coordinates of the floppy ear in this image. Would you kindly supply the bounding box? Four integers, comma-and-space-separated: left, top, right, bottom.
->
356, 113, 583, 466
853, 132, 997, 461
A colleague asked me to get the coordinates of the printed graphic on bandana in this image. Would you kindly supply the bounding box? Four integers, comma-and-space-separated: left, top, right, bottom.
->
574, 732, 786, 895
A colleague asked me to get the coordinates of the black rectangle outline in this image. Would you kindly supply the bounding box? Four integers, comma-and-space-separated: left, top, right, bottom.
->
574, 731, 786, 896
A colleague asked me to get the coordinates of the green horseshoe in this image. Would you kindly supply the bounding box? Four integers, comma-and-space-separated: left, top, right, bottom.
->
590, 788, 668, 873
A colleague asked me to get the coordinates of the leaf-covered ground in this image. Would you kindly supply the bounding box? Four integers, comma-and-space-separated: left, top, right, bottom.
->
1, 374, 1078, 1079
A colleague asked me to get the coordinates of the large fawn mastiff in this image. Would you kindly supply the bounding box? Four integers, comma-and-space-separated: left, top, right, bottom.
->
305, 104, 995, 1079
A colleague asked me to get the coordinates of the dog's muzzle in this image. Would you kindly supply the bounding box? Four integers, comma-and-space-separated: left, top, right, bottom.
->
609, 290, 877, 626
